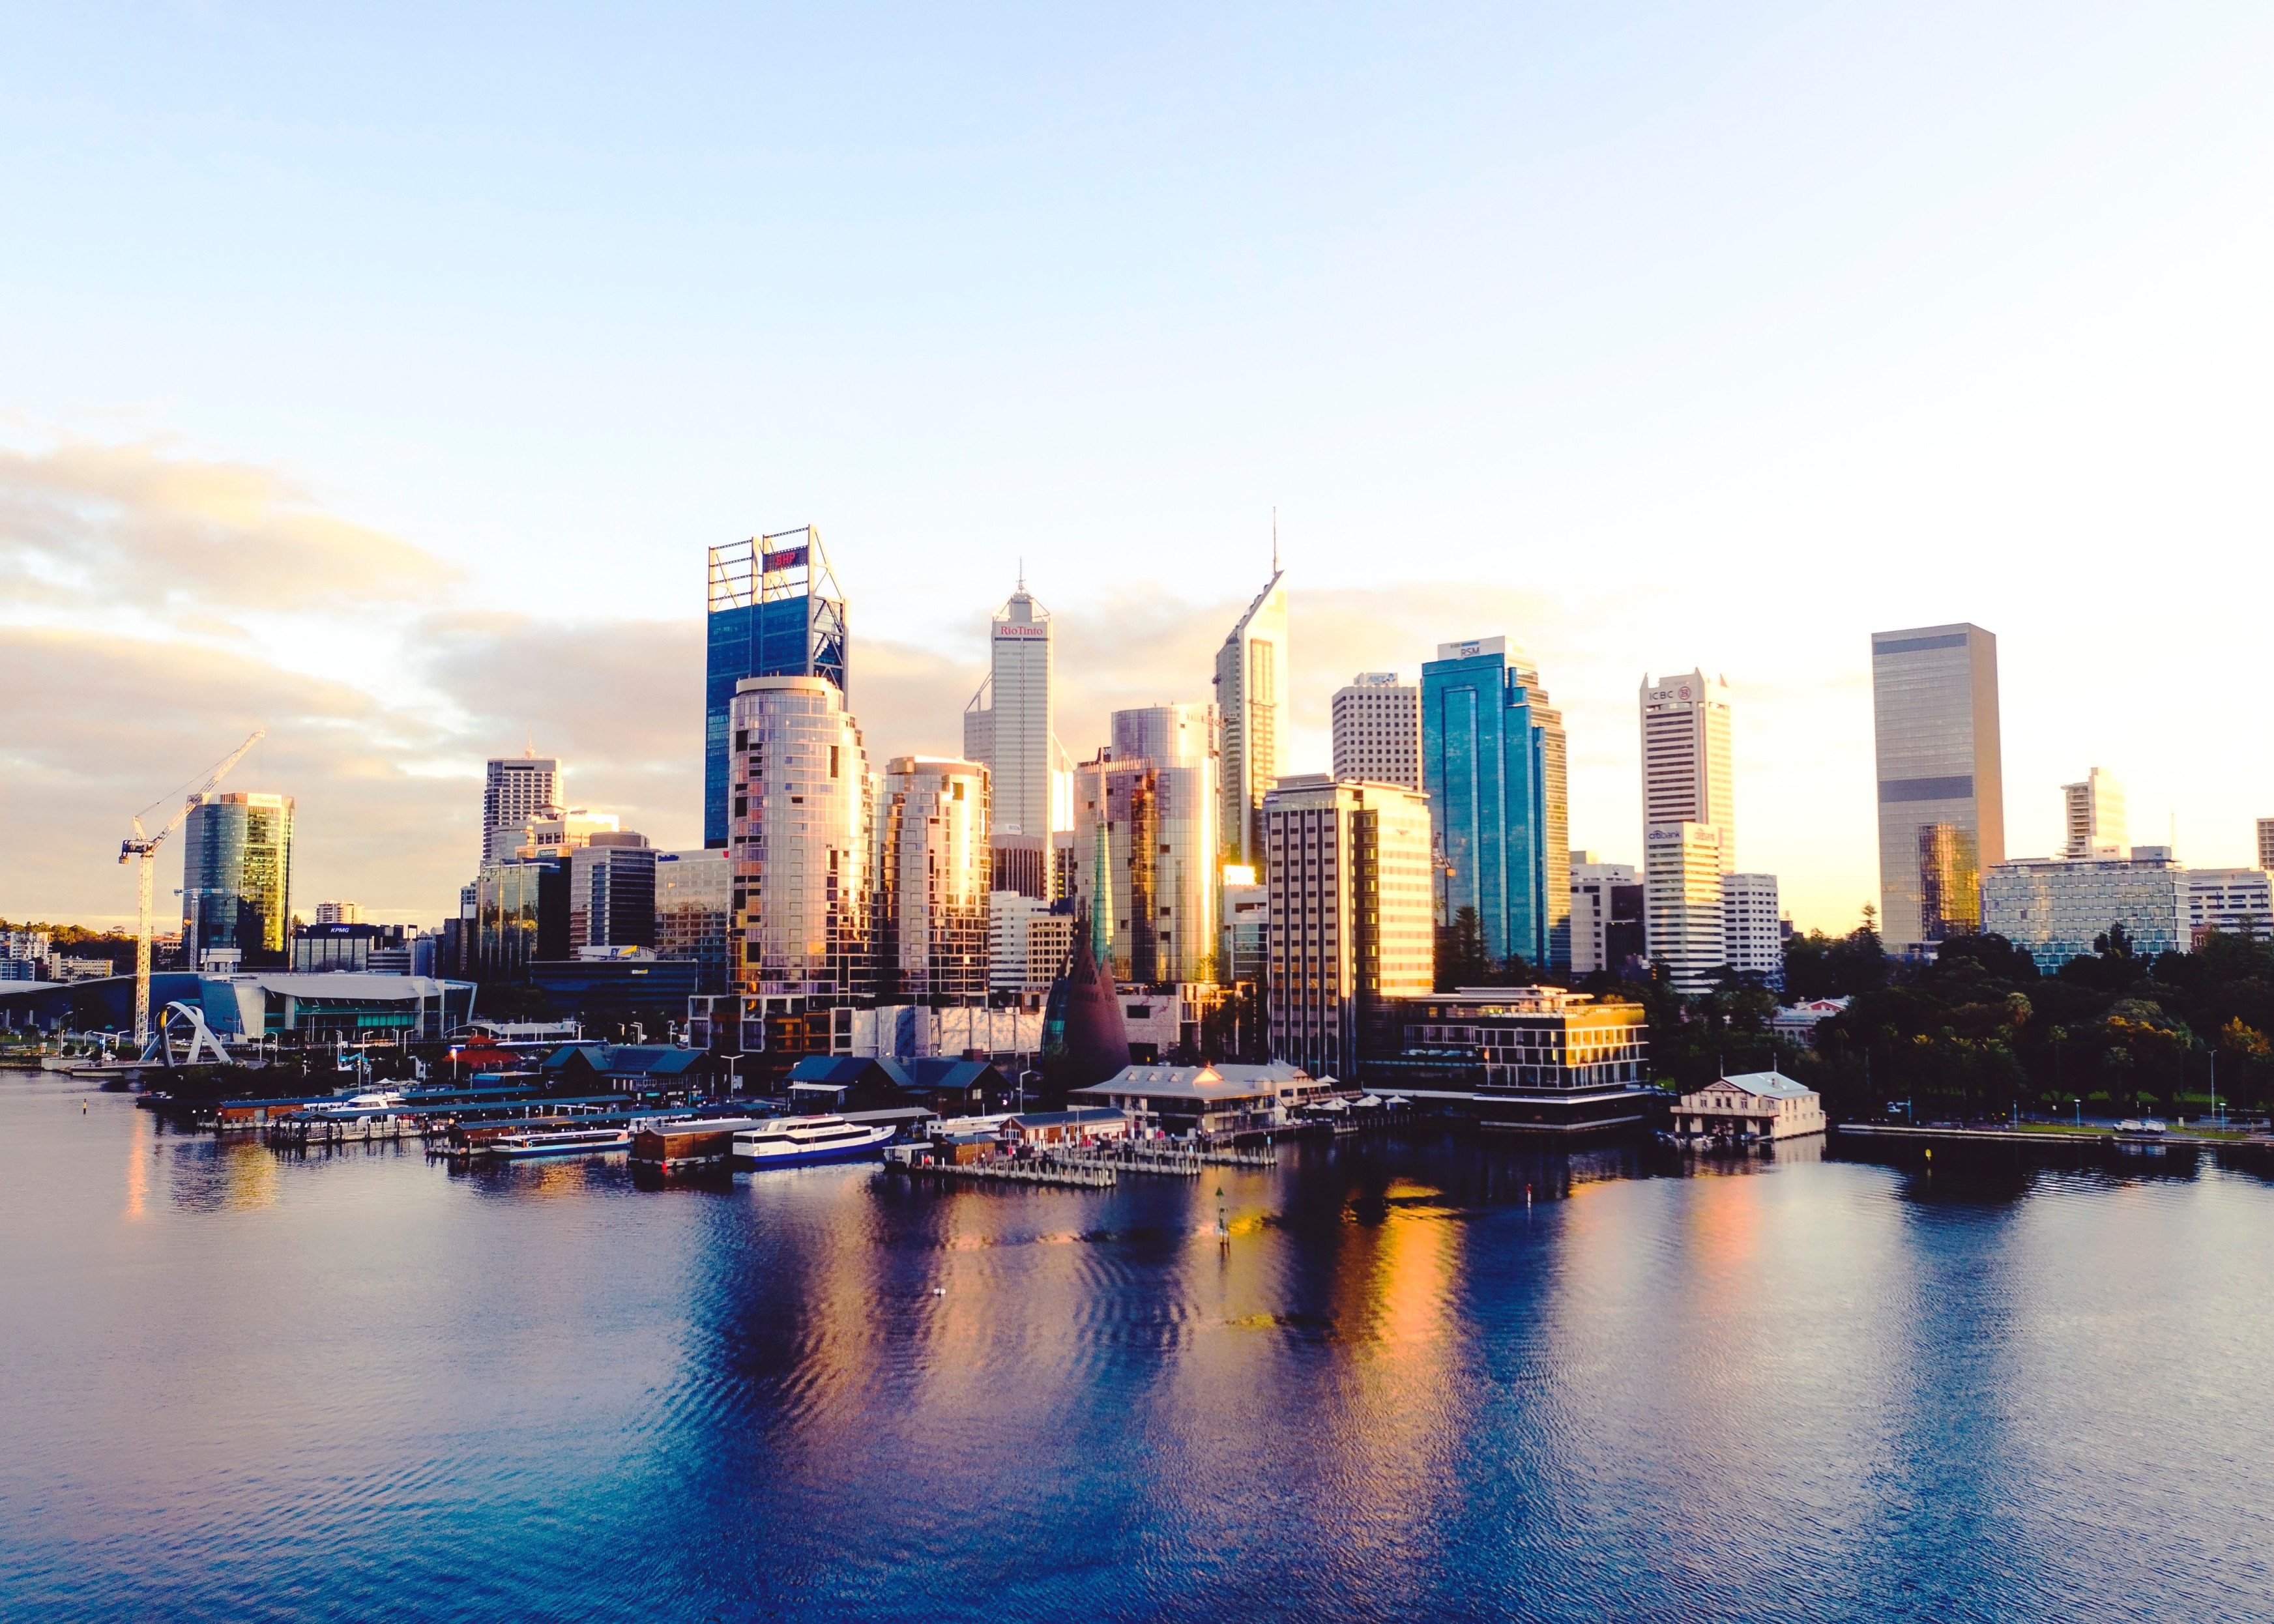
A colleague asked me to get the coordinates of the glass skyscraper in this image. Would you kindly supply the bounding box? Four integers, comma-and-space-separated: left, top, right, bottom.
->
1420, 637, 1570, 971
181, 791, 295, 966
1213, 566, 1288, 868
705, 528, 847, 849
1871, 623, 2003, 952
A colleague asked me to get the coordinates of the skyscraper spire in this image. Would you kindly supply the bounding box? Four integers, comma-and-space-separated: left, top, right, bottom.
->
1272, 507, 1279, 575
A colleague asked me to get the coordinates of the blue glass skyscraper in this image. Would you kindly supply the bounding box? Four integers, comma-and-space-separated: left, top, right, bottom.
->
1420, 636, 1571, 971
705, 528, 848, 848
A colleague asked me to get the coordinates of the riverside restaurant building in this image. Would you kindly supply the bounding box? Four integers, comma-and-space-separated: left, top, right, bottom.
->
1070, 1060, 1322, 1140
1370, 986, 1655, 1133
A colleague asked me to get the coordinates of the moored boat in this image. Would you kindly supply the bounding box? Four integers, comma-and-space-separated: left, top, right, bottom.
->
732, 1114, 895, 1168
484, 1127, 632, 1160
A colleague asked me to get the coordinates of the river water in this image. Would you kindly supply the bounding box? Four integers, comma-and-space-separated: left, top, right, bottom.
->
4, 1069, 2272, 1622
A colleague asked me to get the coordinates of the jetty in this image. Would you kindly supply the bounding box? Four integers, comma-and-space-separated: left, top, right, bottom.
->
1835, 1122, 2266, 1151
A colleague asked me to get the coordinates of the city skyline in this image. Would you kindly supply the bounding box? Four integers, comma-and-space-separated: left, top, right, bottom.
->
10, 535, 2274, 942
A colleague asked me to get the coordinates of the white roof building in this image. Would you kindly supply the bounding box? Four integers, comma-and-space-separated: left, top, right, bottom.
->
1674, 1069, 1826, 1141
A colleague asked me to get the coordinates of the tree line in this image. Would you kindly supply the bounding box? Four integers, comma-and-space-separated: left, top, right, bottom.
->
1440, 903, 2274, 1120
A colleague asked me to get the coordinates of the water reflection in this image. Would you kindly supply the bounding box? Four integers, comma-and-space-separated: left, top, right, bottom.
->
166, 1135, 282, 1213
10, 1079, 2274, 1624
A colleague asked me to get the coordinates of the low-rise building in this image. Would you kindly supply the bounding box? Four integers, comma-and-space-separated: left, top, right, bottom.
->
1569, 856, 1644, 976
1374, 986, 1654, 1133
1674, 1070, 1825, 1140
1980, 849, 2188, 970
1770, 997, 1850, 1046
2187, 867, 2274, 945
1000, 1107, 1131, 1145
1070, 1060, 1315, 1139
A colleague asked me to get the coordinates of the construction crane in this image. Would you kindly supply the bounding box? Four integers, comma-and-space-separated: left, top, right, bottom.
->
119, 729, 265, 1044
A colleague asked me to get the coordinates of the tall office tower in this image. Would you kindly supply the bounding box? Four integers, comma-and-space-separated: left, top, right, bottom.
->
568, 832, 656, 951
1261, 776, 1435, 1076
1568, 856, 1641, 975
1213, 564, 1289, 866
1872, 623, 2004, 952
706, 527, 848, 850
1332, 672, 1421, 789
961, 582, 1065, 843
654, 848, 733, 994
1643, 822, 1728, 995
726, 676, 874, 1000
482, 753, 561, 865
989, 892, 1075, 998
1639, 671, 1734, 856
879, 757, 991, 1004
2063, 768, 2127, 858
181, 792, 295, 967
313, 901, 361, 925
1068, 705, 1221, 985
1722, 873, 1783, 983
2258, 820, 2274, 871
1639, 671, 1734, 980
1420, 636, 1571, 970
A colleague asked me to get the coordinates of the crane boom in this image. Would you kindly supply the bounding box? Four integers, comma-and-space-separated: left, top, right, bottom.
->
121, 728, 265, 1045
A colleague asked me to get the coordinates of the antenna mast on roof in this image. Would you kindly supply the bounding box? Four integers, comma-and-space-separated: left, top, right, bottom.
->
1272, 508, 1279, 575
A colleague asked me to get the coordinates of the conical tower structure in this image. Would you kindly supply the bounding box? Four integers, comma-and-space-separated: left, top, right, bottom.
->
1043, 925, 1131, 1094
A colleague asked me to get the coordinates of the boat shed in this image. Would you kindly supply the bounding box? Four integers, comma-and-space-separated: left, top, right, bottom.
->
783, 1054, 920, 1114
542, 1043, 722, 1097
1000, 1107, 1131, 1145
903, 1056, 1010, 1114
1675, 1071, 1826, 1141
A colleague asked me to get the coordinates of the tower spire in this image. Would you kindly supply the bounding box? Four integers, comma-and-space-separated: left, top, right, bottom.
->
1272, 508, 1279, 575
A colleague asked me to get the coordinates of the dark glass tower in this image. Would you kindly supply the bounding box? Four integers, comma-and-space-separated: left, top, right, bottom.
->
705, 528, 847, 848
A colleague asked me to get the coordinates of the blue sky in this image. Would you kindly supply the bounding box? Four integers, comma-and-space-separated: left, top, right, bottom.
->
5, 2, 2273, 930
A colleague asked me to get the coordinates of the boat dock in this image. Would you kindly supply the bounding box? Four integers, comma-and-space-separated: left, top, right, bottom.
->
890, 1155, 1118, 1189
1836, 1122, 2265, 1151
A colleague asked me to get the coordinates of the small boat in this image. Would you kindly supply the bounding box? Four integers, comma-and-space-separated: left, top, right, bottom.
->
732, 1114, 896, 1168
309, 1089, 408, 1118
485, 1127, 632, 1160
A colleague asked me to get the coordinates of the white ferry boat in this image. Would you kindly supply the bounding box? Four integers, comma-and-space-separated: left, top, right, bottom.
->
485, 1127, 632, 1160
731, 1114, 896, 1168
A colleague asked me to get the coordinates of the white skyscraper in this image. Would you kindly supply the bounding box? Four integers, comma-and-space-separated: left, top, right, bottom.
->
964, 582, 1069, 899
1640, 671, 1734, 858
2062, 768, 2127, 858
1640, 672, 1736, 994
482, 751, 561, 864
962, 584, 1061, 839
1214, 563, 1289, 867
1644, 822, 1729, 996
1331, 672, 1420, 789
